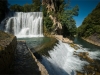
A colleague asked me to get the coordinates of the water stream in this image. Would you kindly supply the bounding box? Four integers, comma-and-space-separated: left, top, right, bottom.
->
39, 37, 100, 75
18, 37, 100, 75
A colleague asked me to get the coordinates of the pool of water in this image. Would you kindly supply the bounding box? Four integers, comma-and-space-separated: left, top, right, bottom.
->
17, 37, 51, 48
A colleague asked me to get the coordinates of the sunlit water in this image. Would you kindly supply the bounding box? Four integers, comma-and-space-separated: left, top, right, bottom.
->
17, 37, 50, 48
0, 12, 43, 38
39, 38, 100, 75
16, 37, 100, 75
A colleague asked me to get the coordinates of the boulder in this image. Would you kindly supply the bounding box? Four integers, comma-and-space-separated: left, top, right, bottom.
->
0, 31, 17, 73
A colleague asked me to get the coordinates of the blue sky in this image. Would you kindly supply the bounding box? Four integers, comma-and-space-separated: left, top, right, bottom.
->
8, 0, 32, 6
8, 0, 100, 27
70, 0, 100, 27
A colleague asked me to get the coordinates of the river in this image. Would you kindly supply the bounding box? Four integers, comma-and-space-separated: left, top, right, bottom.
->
7, 37, 100, 75
17, 37, 100, 75
1, 11, 100, 75
38, 37, 100, 75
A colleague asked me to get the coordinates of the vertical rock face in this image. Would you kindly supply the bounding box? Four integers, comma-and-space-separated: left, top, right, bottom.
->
42, 0, 62, 34
42, 0, 56, 13
0, 31, 17, 74
42, 0, 60, 13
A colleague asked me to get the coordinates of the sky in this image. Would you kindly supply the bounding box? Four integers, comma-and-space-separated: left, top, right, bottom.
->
8, 0, 100, 27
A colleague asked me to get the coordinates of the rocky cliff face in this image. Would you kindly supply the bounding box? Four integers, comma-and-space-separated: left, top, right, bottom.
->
42, 0, 55, 13
0, 31, 17, 73
42, 0, 62, 34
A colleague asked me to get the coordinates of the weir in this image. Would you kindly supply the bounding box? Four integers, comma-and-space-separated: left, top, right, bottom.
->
5, 12, 43, 38
40, 41, 100, 75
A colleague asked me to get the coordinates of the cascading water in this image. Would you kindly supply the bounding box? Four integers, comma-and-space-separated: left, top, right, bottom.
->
40, 41, 100, 75
5, 12, 43, 38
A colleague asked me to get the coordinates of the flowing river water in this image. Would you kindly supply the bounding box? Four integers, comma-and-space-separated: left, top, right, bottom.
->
17, 37, 100, 75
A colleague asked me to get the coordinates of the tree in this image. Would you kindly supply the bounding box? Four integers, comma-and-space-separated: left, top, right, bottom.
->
0, 0, 8, 22
42, 0, 79, 37
32, 0, 41, 11
59, 5, 79, 37
78, 2, 100, 37
23, 4, 32, 12
10, 4, 23, 12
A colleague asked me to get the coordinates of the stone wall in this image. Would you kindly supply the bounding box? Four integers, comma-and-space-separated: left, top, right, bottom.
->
29, 49, 49, 75
0, 31, 17, 73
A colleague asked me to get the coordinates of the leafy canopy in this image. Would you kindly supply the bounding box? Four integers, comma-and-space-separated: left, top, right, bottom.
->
78, 2, 100, 37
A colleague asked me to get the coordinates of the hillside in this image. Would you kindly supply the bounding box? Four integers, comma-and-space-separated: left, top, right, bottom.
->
78, 2, 100, 46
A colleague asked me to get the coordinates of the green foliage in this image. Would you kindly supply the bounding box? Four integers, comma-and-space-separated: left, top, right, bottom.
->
8, 0, 78, 37
58, 5, 79, 37
42, 0, 79, 37
32, 0, 41, 11
35, 37, 58, 57
23, 4, 33, 12
78, 2, 100, 37
42, 4, 53, 33
0, 0, 8, 22
10, 4, 23, 12
9, 0, 41, 12
42, 5, 47, 17
44, 16, 53, 32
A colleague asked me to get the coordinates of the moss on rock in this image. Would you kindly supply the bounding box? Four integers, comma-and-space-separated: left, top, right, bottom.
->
34, 37, 58, 57
0, 31, 17, 74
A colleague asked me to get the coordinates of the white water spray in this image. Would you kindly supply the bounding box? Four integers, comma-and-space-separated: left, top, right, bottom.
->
41, 41, 100, 75
5, 12, 43, 38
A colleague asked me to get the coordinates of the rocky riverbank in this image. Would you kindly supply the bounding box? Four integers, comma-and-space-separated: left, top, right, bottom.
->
82, 36, 100, 47
76, 52, 100, 75
53, 35, 100, 75
0, 31, 17, 74
54, 35, 73, 43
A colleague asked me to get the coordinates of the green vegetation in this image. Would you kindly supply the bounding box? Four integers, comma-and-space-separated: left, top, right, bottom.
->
61, 5, 79, 37
10, 0, 41, 12
34, 38, 58, 57
0, 0, 79, 37
32, 0, 41, 11
10, 4, 23, 12
44, 16, 53, 33
0, 0, 8, 22
42, 0, 79, 37
78, 2, 100, 37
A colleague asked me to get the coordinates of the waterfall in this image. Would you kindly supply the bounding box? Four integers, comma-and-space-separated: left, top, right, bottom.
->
4, 12, 43, 38
41, 41, 100, 75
